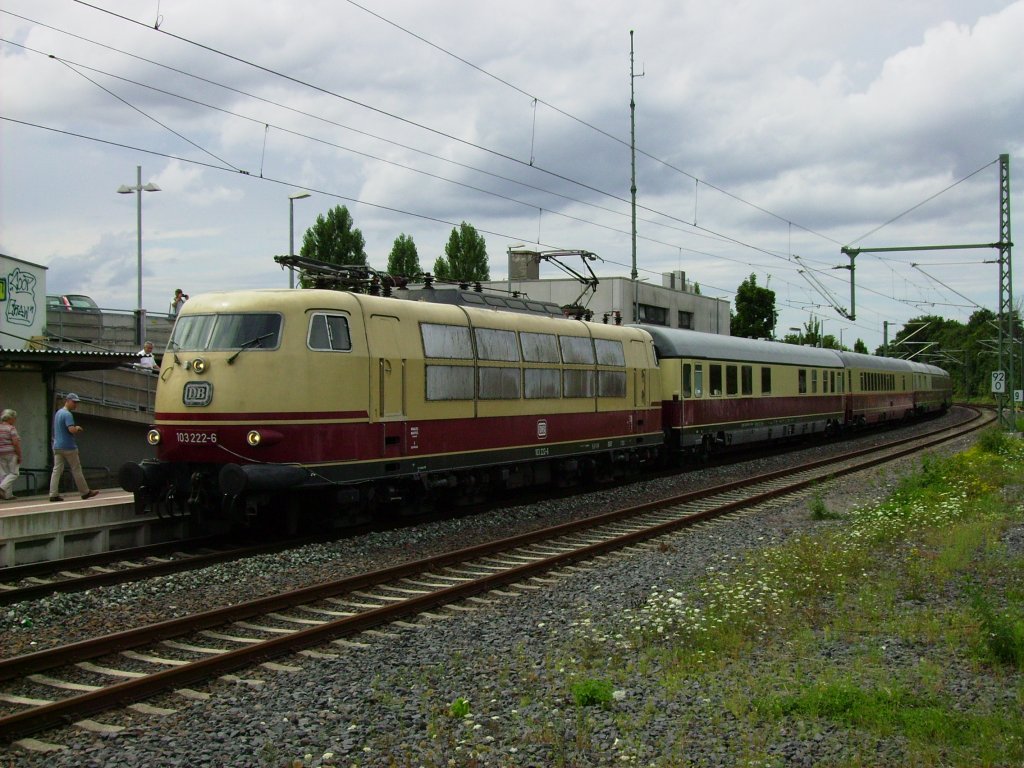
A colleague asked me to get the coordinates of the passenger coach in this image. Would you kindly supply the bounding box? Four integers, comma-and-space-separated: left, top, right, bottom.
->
638, 326, 847, 456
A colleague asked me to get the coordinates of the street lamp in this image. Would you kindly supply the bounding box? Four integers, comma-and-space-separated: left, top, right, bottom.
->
288, 191, 311, 288
117, 165, 161, 312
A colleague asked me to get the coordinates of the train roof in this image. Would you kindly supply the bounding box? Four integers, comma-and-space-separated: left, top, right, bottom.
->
633, 326, 844, 367
831, 350, 937, 374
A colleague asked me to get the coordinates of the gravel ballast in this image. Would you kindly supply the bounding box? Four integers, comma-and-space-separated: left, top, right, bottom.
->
0, 409, 1004, 766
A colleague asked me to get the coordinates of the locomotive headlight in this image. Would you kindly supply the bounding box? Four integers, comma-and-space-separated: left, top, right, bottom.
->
246, 430, 262, 447
190, 357, 208, 374
146, 429, 161, 446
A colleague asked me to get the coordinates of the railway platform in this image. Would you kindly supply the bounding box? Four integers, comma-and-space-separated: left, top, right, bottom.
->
0, 491, 186, 568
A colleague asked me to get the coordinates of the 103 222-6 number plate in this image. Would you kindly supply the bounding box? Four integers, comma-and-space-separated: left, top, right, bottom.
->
177, 431, 218, 444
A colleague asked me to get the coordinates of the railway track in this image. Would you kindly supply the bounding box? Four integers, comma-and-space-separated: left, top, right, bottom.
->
0, 406, 989, 744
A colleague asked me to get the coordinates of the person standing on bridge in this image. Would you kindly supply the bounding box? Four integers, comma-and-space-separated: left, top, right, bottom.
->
48, 394, 98, 502
0, 409, 21, 500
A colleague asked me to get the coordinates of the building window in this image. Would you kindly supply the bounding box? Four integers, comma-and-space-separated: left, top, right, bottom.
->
638, 303, 668, 326
678, 311, 693, 329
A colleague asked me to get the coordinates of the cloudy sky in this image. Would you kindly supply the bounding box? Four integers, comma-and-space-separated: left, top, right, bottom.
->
1, 0, 1021, 350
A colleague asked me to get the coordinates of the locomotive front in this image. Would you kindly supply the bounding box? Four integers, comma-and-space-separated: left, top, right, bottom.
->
119, 289, 371, 526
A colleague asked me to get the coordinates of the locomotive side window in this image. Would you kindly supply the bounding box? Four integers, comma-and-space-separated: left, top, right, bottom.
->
594, 339, 625, 366
474, 328, 519, 361
478, 367, 521, 399
741, 365, 753, 396
726, 365, 738, 396
709, 364, 722, 396
421, 323, 473, 359
694, 364, 704, 397
559, 335, 595, 364
563, 369, 595, 398
760, 366, 771, 394
521, 332, 560, 363
683, 363, 692, 397
798, 369, 807, 394
425, 365, 474, 400
308, 314, 351, 351
524, 368, 560, 399
598, 370, 627, 397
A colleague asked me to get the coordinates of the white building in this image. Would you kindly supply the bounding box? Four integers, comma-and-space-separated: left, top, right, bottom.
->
478, 249, 729, 333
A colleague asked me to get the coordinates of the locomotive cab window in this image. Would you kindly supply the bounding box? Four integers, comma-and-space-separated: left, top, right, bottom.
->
169, 312, 282, 352
308, 313, 351, 351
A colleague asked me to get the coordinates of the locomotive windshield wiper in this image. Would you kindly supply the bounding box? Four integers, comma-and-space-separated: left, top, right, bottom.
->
227, 333, 274, 365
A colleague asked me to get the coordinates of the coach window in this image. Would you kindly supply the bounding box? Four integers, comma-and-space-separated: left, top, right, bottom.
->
308, 313, 351, 351
741, 365, 753, 396
421, 323, 473, 359
426, 365, 474, 400
822, 370, 829, 394
726, 365, 738, 396
563, 369, 595, 398
474, 328, 519, 361
479, 367, 521, 399
598, 370, 627, 397
683, 363, 692, 397
595, 338, 626, 366
559, 335, 596, 364
710, 364, 722, 396
799, 369, 807, 394
694, 364, 704, 397
521, 332, 560, 363
830, 371, 836, 393
811, 368, 818, 394
761, 366, 772, 395
524, 368, 560, 399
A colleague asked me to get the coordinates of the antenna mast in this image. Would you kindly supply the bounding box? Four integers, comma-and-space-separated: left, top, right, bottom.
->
630, 30, 644, 322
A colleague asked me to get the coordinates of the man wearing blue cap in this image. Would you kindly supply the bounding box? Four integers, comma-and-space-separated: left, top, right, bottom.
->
49, 393, 98, 502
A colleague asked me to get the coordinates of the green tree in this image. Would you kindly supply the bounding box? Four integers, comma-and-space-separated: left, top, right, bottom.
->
731, 274, 778, 339
387, 233, 421, 278
853, 338, 868, 354
299, 205, 367, 281
432, 222, 489, 282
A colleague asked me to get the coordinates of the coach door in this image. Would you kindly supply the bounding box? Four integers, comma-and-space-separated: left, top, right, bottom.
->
368, 315, 405, 420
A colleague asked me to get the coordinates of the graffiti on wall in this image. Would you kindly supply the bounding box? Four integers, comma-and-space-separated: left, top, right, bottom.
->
2, 267, 39, 328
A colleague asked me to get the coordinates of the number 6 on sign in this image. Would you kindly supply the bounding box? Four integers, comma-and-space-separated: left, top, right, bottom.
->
991, 370, 1006, 394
